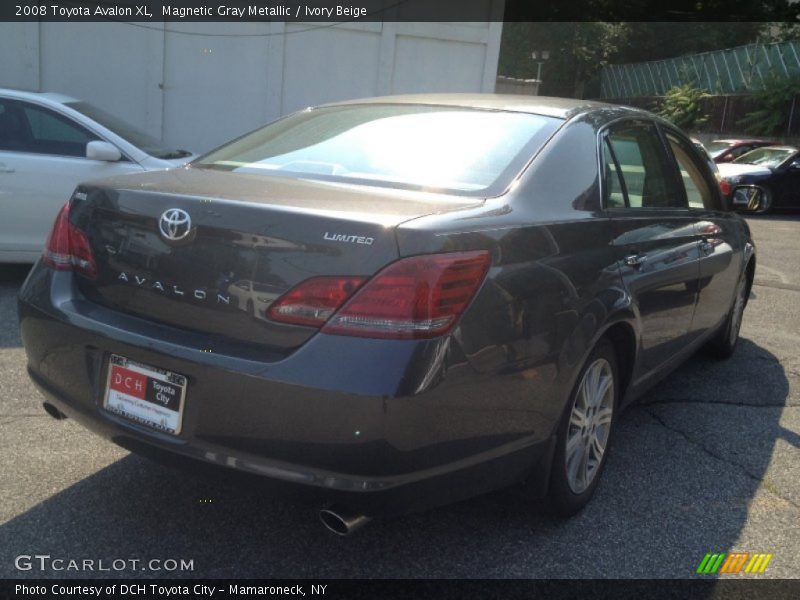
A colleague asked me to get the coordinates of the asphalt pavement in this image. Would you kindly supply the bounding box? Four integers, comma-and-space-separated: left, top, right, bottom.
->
0, 216, 798, 579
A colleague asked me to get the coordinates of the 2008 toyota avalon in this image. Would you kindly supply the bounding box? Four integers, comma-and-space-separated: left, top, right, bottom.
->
18, 94, 755, 535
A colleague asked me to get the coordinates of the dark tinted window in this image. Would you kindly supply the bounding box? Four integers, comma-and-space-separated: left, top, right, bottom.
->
603, 121, 685, 209
0, 99, 97, 157
602, 139, 626, 208
665, 132, 715, 209
0, 100, 29, 152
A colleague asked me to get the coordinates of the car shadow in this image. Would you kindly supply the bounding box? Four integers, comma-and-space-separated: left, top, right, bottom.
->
0, 334, 793, 579
745, 212, 800, 221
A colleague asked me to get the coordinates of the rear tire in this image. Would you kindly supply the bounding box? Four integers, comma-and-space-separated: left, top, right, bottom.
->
705, 269, 748, 359
548, 339, 618, 517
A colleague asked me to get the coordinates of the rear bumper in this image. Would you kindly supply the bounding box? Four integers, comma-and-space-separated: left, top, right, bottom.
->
18, 264, 557, 515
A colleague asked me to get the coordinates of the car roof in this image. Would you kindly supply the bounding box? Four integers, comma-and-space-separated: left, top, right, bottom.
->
713, 139, 774, 145
320, 93, 621, 120
757, 145, 799, 152
0, 87, 77, 105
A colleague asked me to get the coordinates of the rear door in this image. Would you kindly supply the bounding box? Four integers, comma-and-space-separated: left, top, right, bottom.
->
602, 120, 702, 377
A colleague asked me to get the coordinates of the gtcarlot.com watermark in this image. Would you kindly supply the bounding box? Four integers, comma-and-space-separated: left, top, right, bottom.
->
14, 554, 194, 573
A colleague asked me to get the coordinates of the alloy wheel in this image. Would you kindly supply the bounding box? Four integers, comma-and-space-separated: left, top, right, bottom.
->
565, 358, 615, 494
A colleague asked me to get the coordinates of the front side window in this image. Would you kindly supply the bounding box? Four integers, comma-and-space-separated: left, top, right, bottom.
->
665, 132, 715, 209
0, 99, 98, 157
21, 103, 98, 157
0, 100, 28, 152
602, 121, 685, 209
603, 139, 626, 208
195, 104, 563, 196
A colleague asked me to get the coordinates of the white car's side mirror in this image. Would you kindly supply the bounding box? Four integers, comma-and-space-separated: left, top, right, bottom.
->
86, 141, 122, 162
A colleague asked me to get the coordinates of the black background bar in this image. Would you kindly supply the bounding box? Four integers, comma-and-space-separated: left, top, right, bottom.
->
2, 0, 800, 23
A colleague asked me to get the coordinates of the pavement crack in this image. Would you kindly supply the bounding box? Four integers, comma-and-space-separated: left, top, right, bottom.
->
753, 280, 800, 292
0, 414, 47, 418
641, 397, 797, 408
641, 407, 800, 510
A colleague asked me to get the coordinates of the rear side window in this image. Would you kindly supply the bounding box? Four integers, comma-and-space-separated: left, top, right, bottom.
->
664, 132, 715, 209
603, 121, 685, 209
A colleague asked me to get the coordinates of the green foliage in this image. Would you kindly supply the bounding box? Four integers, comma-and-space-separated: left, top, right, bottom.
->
738, 76, 800, 136
499, 23, 630, 98
759, 23, 800, 43
657, 85, 710, 130
498, 22, 763, 99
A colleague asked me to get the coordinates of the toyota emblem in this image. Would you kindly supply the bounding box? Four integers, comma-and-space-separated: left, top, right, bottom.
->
159, 208, 192, 242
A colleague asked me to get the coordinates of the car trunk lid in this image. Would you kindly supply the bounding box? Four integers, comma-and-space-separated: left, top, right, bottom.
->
70, 168, 482, 352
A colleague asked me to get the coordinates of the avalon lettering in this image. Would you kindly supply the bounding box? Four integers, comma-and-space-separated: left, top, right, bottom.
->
117, 272, 230, 305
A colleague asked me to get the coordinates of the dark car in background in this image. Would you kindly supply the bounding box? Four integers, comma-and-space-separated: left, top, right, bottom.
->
18, 95, 756, 535
706, 139, 779, 163
717, 145, 800, 213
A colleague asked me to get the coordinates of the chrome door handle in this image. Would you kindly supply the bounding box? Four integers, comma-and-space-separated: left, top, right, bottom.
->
624, 253, 647, 267
0, 163, 15, 173
699, 240, 714, 255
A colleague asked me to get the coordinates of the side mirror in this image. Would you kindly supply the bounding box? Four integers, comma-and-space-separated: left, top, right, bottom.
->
789, 161, 800, 171
86, 140, 122, 162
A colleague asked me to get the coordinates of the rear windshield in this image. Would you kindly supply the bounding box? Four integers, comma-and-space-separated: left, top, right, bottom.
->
705, 141, 732, 156
194, 104, 562, 196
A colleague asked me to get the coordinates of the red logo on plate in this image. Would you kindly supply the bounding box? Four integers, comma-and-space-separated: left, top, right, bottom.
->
109, 365, 147, 400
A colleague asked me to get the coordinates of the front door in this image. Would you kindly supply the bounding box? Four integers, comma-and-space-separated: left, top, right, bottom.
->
602, 120, 701, 378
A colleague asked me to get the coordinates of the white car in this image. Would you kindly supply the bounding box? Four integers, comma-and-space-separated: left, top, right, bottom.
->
0, 88, 194, 263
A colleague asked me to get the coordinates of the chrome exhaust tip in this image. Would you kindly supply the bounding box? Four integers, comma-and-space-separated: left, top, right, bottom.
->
319, 506, 372, 536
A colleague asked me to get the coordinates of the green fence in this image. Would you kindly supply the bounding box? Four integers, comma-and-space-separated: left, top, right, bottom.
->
600, 40, 800, 98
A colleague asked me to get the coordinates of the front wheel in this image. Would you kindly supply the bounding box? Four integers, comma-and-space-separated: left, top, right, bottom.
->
733, 186, 772, 214
548, 340, 618, 517
705, 271, 748, 359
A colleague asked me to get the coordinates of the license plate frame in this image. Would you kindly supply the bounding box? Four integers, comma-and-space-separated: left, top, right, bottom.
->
103, 354, 187, 436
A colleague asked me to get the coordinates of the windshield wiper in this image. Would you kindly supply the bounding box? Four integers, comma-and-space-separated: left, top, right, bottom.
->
159, 149, 192, 160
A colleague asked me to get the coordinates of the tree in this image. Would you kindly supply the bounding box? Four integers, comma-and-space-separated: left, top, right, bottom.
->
738, 76, 800, 136
657, 85, 711, 130
498, 22, 629, 98
498, 22, 765, 99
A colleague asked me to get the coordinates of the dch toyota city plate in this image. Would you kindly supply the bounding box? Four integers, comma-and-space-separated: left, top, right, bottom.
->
103, 354, 187, 435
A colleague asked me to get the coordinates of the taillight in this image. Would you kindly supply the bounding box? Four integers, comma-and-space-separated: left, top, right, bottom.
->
322, 250, 491, 339
42, 203, 72, 270
719, 179, 733, 196
42, 202, 97, 278
267, 276, 367, 327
